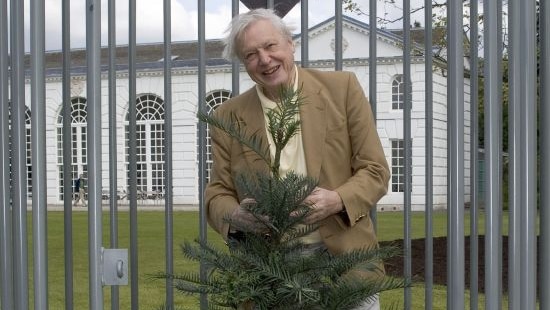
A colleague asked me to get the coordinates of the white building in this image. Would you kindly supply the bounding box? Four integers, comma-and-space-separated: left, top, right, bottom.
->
24, 15, 470, 210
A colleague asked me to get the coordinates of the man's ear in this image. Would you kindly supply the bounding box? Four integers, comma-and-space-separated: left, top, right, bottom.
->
287, 39, 295, 53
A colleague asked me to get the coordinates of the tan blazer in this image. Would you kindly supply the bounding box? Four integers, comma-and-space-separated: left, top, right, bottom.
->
205, 68, 390, 255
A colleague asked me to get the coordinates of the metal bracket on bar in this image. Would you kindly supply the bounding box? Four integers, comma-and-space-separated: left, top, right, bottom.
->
101, 247, 128, 286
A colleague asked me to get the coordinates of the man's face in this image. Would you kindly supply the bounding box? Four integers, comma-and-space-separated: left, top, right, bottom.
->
238, 19, 295, 98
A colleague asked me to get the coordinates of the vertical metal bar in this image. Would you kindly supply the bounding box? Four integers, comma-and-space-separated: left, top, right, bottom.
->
128, 0, 139, 308
507, 0, 521, 308
86, 0, 103, 309
163, 0, 174, 309
468, 0, 480, 308
368, 0, 377, 231
447, 1, 465, 309
30, 0, 48, 307
231, 0, 240, 96
10, 0, 29, 306
402, 1, 412, 308
300, 0, 309, 68
519, 0, 537, 308
107, 0, 120, 308
197, 2, 208, 309
368, 1, 377, 116
267, 0, 274, 9
334, 0, 342, 71
540, 0, 550, 308
0, 0, 14, 308
423, 0, 433, 308
61, 0, 74, 308
483, 0, 503, 308
403, 0, 412, 309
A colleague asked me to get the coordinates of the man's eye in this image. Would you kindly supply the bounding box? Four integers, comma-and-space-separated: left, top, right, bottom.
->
245, 52, 256, 60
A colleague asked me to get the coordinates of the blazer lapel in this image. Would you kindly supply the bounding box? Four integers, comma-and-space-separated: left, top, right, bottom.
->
298, 70, 327, 180
236, 90, 271, 173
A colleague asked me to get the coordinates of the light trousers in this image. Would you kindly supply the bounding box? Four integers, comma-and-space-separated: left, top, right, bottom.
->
353, 295, 380, 310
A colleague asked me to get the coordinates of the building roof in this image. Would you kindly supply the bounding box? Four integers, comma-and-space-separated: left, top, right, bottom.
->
28, 40, 227, 71
305, 15, 448, 55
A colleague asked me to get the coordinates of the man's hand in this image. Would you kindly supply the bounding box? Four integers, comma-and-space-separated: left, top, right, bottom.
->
300, 187, 344, 225
229, 198, 270, 233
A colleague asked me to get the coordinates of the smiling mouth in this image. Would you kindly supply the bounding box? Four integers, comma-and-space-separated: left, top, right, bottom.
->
263, 65, 280, 75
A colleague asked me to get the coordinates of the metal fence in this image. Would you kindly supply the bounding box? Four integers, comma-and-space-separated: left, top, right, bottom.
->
0, 0, 547, 309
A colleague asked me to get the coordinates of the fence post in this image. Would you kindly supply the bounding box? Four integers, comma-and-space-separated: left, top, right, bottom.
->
447, 1, 466, 309
85, 0, 104, 308
30, 0, 49, 308
10, 0, 30, 307
540, 0, 550, 308
0, 0, 14, 308
483, 0, 504, 308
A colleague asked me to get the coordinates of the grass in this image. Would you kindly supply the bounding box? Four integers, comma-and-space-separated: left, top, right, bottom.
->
28, 210, 512, 309
30, 211, 225, 309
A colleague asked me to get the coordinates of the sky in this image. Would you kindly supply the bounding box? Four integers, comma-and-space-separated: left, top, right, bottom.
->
19, 0, 428, 52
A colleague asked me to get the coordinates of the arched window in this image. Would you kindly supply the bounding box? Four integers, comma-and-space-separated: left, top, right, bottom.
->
205, 90, 232, 181
56, 97, 88, 201
125, 94, 165, 197
391, 75, 404, 110
25, 106, 32, 196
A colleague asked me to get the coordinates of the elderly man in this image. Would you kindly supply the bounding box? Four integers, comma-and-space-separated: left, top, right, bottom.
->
205, 8, 389, 310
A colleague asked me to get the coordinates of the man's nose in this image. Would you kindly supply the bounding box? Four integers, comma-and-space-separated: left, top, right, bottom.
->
257, 49, 270, 64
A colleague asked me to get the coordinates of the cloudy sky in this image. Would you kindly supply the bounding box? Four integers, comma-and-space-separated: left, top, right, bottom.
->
21, 0, 428, 52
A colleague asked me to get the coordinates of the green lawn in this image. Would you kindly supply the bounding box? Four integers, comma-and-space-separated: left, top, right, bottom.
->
29, 210, 509, 309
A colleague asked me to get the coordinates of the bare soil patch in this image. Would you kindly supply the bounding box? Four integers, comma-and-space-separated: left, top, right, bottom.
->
381, 235, 540, 293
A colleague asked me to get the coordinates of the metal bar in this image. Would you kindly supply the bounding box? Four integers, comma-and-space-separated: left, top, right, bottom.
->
540, 0, 550, 308
128, 0, 139, 308
334, 0, 342, 71
402, 0, 412, 308
468, 0, 480, 308
519, 0, 537, 308
423, 0, 433, 308
300, 0, 309, 68
483, 0, 503, 308
197, 2, 208, 309
10, 0, 29, 307
86, 0, 104, 308
61, 0, 74, 308
447, 0, 465, 309
267, 0, 274, 9
232, 0, 240, 96
368, 0, 377, 231
30, 0, 48, 307
107, 0, 120, 308
163, 0, 174, 308
507, 0, 521, 308
368, 0, 377, 117
0, 0, 14, 307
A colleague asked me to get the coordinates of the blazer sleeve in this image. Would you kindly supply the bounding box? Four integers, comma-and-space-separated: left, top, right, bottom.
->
333, 73, 390, 226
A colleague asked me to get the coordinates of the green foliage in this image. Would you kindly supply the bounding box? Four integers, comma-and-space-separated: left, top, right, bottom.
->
162, 86, 407, 309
